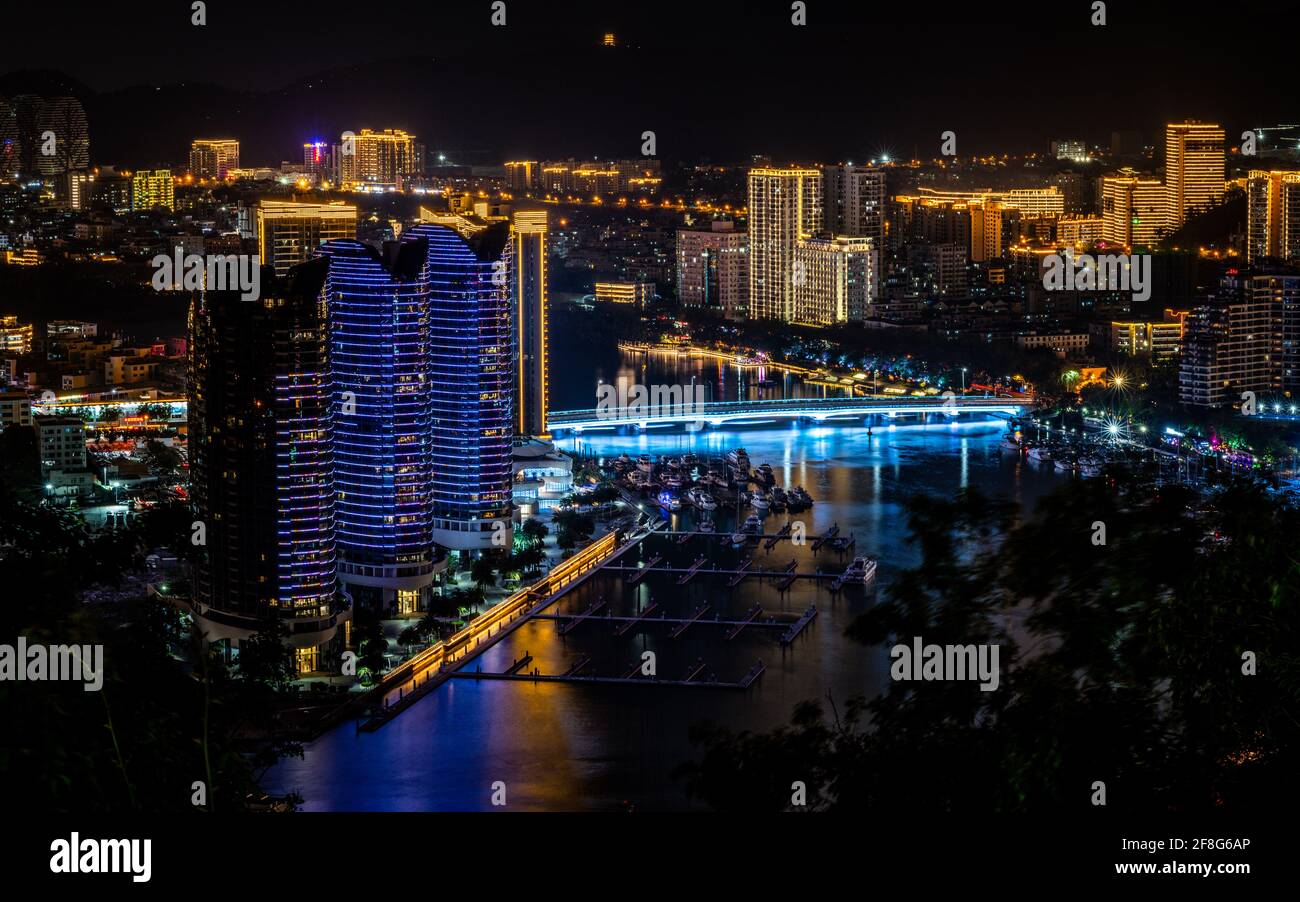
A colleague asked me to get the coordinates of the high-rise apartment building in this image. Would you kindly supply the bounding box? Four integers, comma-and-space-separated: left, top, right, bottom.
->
303, 141, 333, 182
1179, 272, 1282, 407
317, 238, 439, 615
131, 169, 173, 211
1246, 170, 1300, 264
189, 138, 240, 179
821, 164, 886, 240
340, 128, 417, 187
677, 221, 749, 319
747, 167, 822, 321
505, 161, 541, 192
793, 236, 877, 325
188, 259, 344, 671
1101, 174, 1166, 248
257, 200, 358, 277
512, 210, 549, 437
1164, 121, 1225, 228
405, 220, 515, 552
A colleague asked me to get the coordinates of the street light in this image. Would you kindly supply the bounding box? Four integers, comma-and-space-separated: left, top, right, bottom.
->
961, 367, 967, 391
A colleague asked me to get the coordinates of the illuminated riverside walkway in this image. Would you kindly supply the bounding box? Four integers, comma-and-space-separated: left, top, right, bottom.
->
546, 395, 1032, 433
359, 525, 653, 730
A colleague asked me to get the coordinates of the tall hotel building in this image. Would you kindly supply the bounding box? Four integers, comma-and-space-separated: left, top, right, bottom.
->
1101, 174, 1166, 248
340, 128, 417, 187
747, 167, 822, 321
131, 169, 174, 211
188, 259, 344, 672
406, 219, 516, 551
1164, 121, 1225, 228
257, 200, 358, 277
1246, 170, 1300, 263
512, 210, 550, 437
505, 161, 541, 192
189, 138, 240, 179
318, 238, 440, 615
793, 236, 877, 325
677, 221, 749, 320
303, 141, 333, 183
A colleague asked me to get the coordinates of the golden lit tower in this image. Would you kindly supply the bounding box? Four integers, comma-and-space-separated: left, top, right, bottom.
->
256, 200, 358, 278
189, 139, 240, 179
747, 167, 822, 321
1246, 170, 1300, 263
1164, 121, 1225, 228
512, 210, 550, 437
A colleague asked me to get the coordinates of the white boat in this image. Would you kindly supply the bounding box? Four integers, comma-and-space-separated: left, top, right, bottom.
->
1027, 446, 1053, 463
730, 532, 748, 548
1079, 456, 1103, 478
726, 448, 750, 467
687, 488, 718, 511
741, 514, 763, 533
999, 435, 1022, 452
1054, 456, 1075, 473
750, 490, 771, 511
841, 557, 877, 583
636, 455, 654, 474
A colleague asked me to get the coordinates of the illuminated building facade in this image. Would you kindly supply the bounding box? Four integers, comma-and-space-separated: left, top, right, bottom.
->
257, 200, 358, 277
318, 238, 439, 614
340, 128, 417, 187
131, 169, 173, 211
0, 315, 33, 353
512, 210, 549, 437
793, 236, 876, 325
505, 161, 541, 192
1101, 174, 1166, 248
595, 281, 654, 305
303, 141, 333, 182
405, 220, 515, 552
677, 222, 749, 320
1164, 121, 1225, 228
188, 259, 344, 672
189, 138, 240, 179
1110, 319, 1184, 361
747, 167, 823, 321
1179, 271, 1283, 407
1246, 170, 1300, 263
821, 164, 886, 241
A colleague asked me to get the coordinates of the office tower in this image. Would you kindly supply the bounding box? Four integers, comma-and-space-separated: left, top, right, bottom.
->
793, 236, 876, 325
512, 210, 549, 437
303, 141, 332, 181
1164, 121, 1225, 228
404, 220, 515, 552
821, 164, 886, 240
131, 169, 173, 211
188, 259, 344, 671
257, 200, 358, 278
339, 128, 417, 187
1246, 170, 1300, 263
1179, 272, 1280, 407
747, 167, 822, 321
677, 221, 749, 319
1101, 174, 1166, 248
505, 161, 541, 192
317, 238, 438, 614
189, 138, 240, 179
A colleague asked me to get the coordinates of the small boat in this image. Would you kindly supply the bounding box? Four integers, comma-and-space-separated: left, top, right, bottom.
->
1079, 456, 1103, 478
741, 514, 763, 533
999, 434, 1022, 452
1027, 446, 1053, 463
636, 455, 654, 473
841, 556, 877, 583
770, 487, 788, 512
726, 448, 751, 468
755, 463, 775, 485
730, 531, 748, 548
1054, 455, 1075, 473
661, 472, 683, 488
750, 490, 771, 511
687, 487, 718, 511
789, 486, 814, 509
656, 491, 681, 512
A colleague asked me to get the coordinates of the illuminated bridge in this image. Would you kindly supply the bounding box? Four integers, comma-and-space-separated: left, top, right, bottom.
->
546, 395, 1034, 434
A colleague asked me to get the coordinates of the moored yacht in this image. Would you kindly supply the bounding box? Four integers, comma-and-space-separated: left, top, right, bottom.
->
842, 556, 877, 583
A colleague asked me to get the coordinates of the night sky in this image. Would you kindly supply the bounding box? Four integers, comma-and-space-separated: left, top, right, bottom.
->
1, 0, 1290, 166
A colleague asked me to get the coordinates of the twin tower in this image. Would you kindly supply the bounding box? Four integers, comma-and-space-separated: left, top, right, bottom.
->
189, 214, 544, 670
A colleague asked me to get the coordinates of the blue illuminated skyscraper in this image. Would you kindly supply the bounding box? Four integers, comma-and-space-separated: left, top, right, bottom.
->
404, 220, 515, 551
318, 238, 441, 615
188, 258, 345, 673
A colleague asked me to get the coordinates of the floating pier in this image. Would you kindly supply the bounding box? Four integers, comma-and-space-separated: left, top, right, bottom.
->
557, 597, 607, 636
626, 554, 663, 585
669, 605, 711, 638
780, 606, 818, 645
